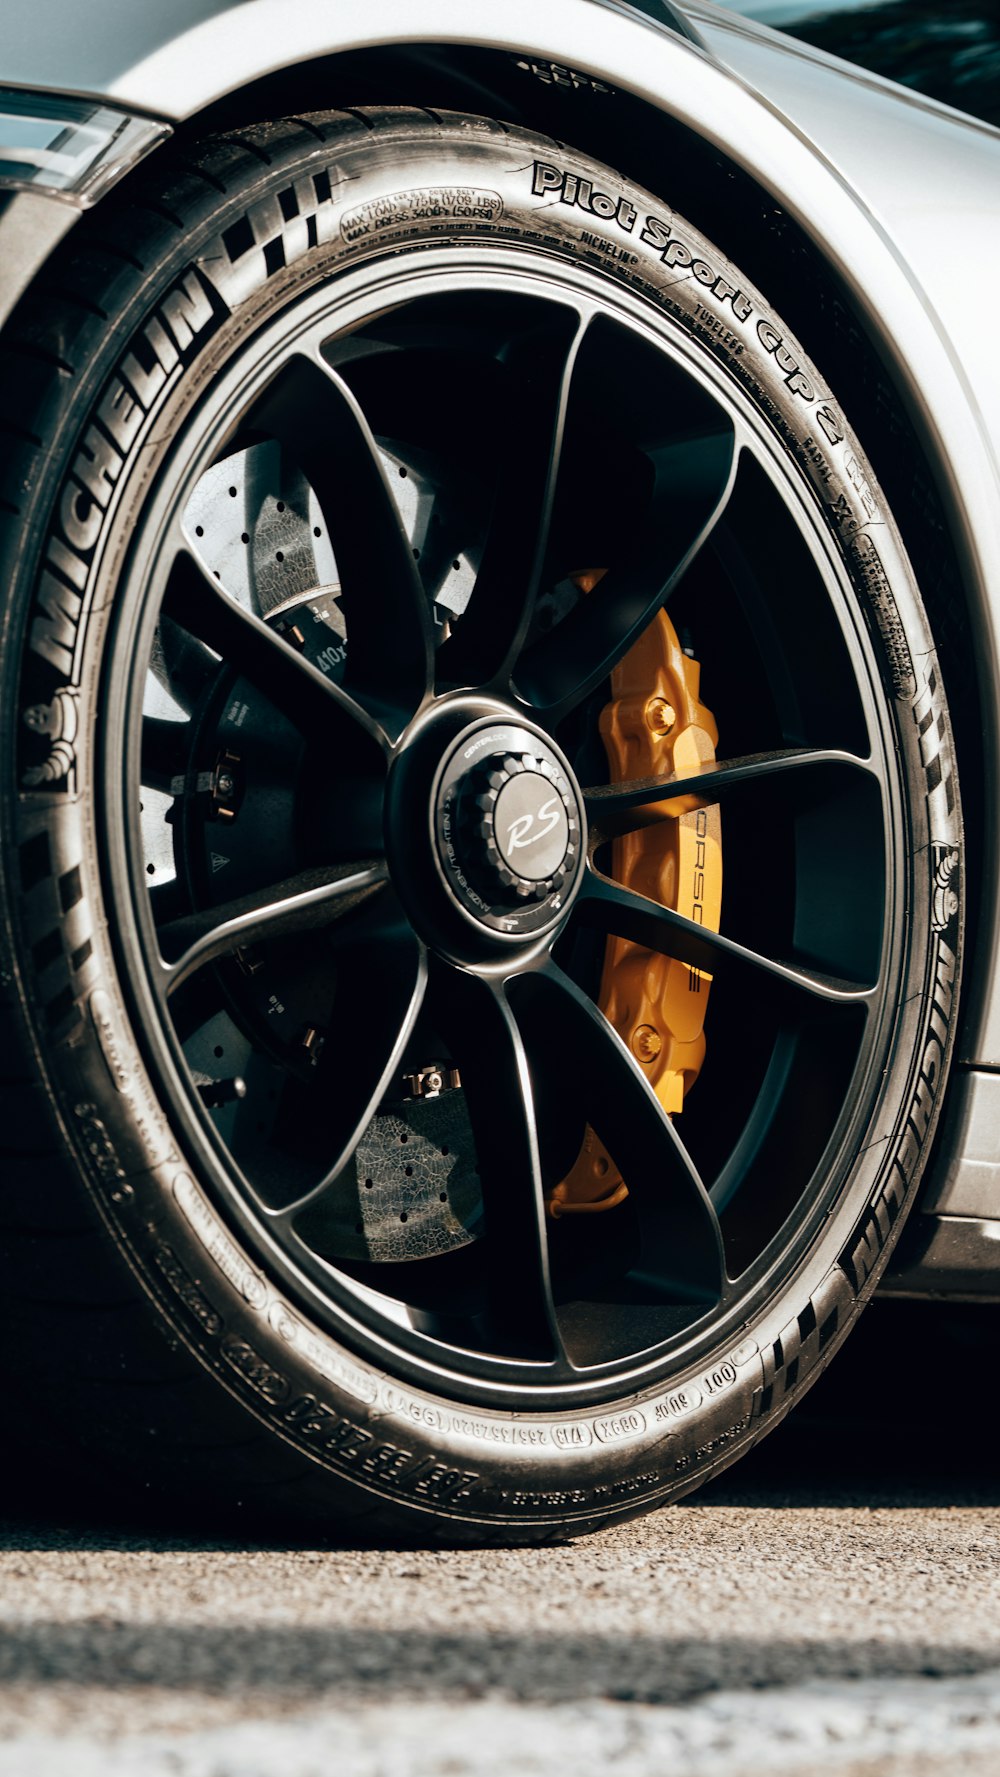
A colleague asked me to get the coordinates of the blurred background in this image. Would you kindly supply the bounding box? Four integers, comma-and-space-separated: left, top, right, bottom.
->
717, 0, 1000, 125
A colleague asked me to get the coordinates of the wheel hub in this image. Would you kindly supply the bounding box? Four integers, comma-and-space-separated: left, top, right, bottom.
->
432, 722, 585, 939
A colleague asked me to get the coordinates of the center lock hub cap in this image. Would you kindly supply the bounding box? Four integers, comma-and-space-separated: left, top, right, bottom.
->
433, 722, 586, 939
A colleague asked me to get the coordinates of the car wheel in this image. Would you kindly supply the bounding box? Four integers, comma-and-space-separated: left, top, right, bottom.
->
0, 109, 962, 1539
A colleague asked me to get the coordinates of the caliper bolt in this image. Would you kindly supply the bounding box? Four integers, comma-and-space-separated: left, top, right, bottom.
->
645, 698, 676, 737
212, 750, 241, 818
631, 1024, 663, 1063
402, 1064, 460, 1101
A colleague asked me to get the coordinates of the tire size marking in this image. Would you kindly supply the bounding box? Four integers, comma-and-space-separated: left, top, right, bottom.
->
378, 1383, 594, 1450
283, 1396, 477, 1503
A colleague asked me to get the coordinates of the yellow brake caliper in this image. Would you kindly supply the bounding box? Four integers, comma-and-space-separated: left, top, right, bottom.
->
547, 604, 723, 1216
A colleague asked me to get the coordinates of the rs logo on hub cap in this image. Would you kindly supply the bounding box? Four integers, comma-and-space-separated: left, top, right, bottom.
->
433, 722, 586, 939
495, 773, 569, 879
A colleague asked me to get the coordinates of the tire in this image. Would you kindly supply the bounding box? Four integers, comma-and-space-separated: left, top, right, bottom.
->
0, 108, 962, 1540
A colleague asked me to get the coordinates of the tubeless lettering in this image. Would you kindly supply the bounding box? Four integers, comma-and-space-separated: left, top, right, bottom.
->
693, 301, 744, 357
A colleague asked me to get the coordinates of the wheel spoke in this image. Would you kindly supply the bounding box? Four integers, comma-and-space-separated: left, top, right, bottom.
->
577, 865, 878, 1009
518, 963, 725, 1303
516, 427, 738, 721
164, 543, 383, 753
433, 961, 563, 1359
151, 612, 222, 716
159, 861, 388, 992
437, 308, 590, 691
147, 875, 187, 931
163, 543, 384, 749
270, 917, 429, 1216
249, 353, 434, 732
585, 747, 877, 842
140, 716, 191, 793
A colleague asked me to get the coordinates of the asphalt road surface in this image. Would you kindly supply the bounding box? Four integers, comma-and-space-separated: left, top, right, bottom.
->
3, 1304, 999, 1777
